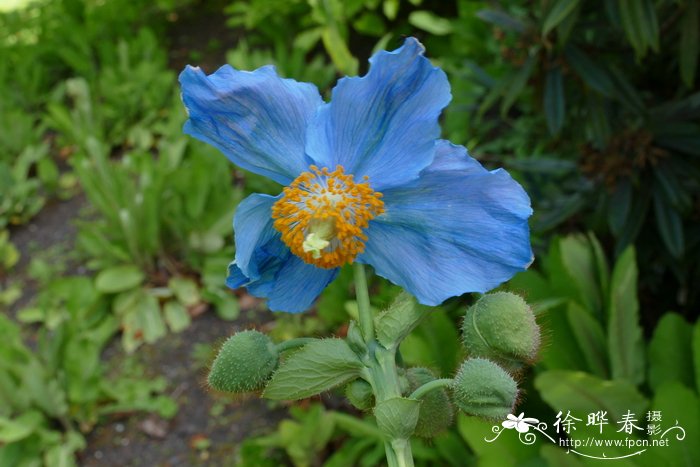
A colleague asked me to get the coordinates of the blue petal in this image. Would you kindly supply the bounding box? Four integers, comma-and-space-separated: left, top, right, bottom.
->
227, 193, 338, 312
358, 141, 533, 305
305, 37, 451, 190
180, 65, 322, 185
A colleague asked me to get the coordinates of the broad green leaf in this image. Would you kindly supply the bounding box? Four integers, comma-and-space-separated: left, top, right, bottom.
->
542, 0, 580, 36
567, 302, 609, 378
680, 0, 699, 87
607, 247, 644, 385
457, 414, 535, 465
408, 11, 453, 35
544, 67, 565, 134
94, 265, 144, 294
375, 291, 429, 349
653, 193, 685, 259
0, 410, 43, 443
535, 370, 647, 423
645, 383, 700, 467
168, 276, 200, 307
264, 339, 363, 400
163, 301, 191, 333
648, 313, 694, 392
383, 0, 399, 20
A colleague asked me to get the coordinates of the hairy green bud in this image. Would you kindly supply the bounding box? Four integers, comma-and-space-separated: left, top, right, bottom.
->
208, 330, 278, 393
461, 292, 539, 372
346, 379, 374, 410
406, 368, 453, 438
452, 358, 517, 419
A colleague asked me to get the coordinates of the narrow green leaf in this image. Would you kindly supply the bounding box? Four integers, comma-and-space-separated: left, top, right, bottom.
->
680, 0, 699, 87
94, 265, 144, 294
501, 53, 537, 115
408, 11, 453, 35
618, 0, 646, 57
607, 247, 644, 385
544, 67, 565, 135
653, 195, 685, 259
567, 302, 609, 378
640, 0, 660, 53
542, 0, 581, 36
566, 45, 614, 96
375, 291, 429, 349
648, 313, 694, 391
321, 27, 358, 76
264, 339, 363, 400
476, 9, 527, 33
559, 235, 603, 316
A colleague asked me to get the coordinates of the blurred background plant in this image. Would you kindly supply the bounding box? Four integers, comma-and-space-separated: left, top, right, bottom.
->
1, 0, 698, 465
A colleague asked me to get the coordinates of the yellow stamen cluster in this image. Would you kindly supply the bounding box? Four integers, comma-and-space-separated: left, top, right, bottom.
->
271, 165, 385, 269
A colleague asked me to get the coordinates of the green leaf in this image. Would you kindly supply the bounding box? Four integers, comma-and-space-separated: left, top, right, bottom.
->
559, 234, 603, 316
383, 0, 399, 20
567, 302, 609, 378
322, 26, 358, 76
695, 320, 700, 394
653, 195, 685, 259
617, 0, 657, 57
647, 383, 700, 466
648, 313, 694, 392
566, 45, 614, 96
607, 247, 644, 385
168, 276, 200, 307
535, 370, 647, 422
544, 67, 565, 135
375, 291, 429, 349
476, 9, 527, 34
264, 339, 363, 400
408, 11, 453, 35
374, 397, 420, 440
0, 411, 44, 443
680, 1, 699, 87
94, 265, 144, 294
163, 301, 191, 333
542, 0, 581, 36
501, 53, 537, 115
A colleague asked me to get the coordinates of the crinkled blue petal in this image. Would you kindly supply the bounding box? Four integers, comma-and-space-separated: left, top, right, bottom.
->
179, 64, 322, 185
358, 140, 533, 305
305, 37, 451, 190
226, 193, 338, 313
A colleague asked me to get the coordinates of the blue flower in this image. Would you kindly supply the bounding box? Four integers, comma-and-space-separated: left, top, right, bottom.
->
179, 38, 533, 313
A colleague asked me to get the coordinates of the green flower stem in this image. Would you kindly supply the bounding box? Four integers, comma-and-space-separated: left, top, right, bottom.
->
275, 337, 317, 353
354, 263, 414, 467
409, 378, 453, 400
353, 262, 374, 344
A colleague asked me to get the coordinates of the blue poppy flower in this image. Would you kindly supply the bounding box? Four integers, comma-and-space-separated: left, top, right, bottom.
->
179, 38, 533, 313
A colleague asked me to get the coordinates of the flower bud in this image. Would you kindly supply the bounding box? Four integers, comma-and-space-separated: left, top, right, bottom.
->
461, 292, 539, 373
452, 358, 517, 419
208, 330, 278, 393
406, 368, 453, 438
346, 379, 374, 410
